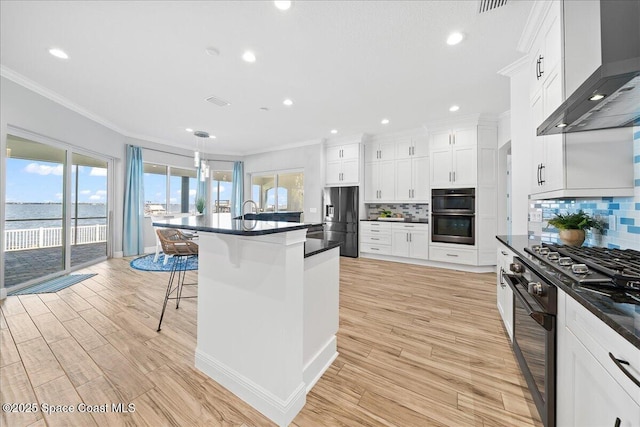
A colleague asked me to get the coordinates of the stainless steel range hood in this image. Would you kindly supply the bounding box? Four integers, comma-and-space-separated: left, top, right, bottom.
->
537, 1, 640, 136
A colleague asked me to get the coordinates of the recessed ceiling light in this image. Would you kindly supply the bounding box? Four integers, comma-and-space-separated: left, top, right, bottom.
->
330, 129, 338, 134
242, 51, 256, 63
49, 48, 69, 59
283, 99, 293, 106
589, 94, 605, 101
205, 47, 220, 56
556, 122, 567, 128
209, 135, 217, 139
381, 118, 390, 125
185, 128, 193, 132
446, 32, 464, 46
274, 1, 292, 10
260, 107, 270, 111
449, 105, 460, 112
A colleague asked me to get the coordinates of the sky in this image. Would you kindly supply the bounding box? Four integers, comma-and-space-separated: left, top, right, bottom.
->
5, 158, 107, 203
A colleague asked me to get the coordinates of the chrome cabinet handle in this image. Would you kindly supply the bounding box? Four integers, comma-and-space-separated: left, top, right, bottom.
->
452, 171, 456, 182
446, 253, 459, 257
449, 172, 452, 182
614, 418, 621, 427
609, 352, 640, 388
501, 251, 508, 256
448, 134, 451, 145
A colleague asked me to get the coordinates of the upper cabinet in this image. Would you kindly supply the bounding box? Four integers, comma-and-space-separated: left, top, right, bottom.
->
524, 0, 634, 199
429, 126, 477, 188
325, 142, 361, 186
363, 133, 430, 203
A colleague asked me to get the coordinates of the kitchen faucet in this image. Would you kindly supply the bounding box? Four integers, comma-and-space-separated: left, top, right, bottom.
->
242, 200, 258, 217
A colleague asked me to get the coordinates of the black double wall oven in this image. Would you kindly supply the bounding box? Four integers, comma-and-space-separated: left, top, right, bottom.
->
431, 188, 475, 245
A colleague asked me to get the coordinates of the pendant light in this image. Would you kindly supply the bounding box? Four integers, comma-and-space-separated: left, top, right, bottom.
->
193, 130, 210, 167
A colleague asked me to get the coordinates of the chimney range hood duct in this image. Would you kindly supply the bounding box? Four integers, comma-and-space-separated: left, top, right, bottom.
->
537, 1, 640, 136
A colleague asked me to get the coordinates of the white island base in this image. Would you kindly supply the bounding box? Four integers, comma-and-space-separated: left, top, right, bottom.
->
193, 228, 339, 426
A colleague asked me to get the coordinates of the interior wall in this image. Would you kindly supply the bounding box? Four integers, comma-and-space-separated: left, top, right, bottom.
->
509, 65, 531, 235
243, 142, 323, 224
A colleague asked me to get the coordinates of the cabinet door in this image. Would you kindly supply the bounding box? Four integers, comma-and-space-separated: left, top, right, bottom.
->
409, 230, 429, 260
395, 158, 412, 201
378, 160, 395, 201
391, 230, 410, 257
452, 146, 477, 186
542, 6, 561, 78
412, 156, 430, 201
341, 143, 360, 160
364, 143, 378, 163
430, 131, 451, 151
412, 136, 429, 157
341, 158, 359, 184
326, 146, 343, 162
379, 142, 395, 161
364, 162, 377, 201
530, 90, 545, 194
430, 149, 452, 188
560, 329, 640, 427
395, 139, 412, 160
452, 127, 476, 148
326, 161, 342, 185
542, 68, 565, 192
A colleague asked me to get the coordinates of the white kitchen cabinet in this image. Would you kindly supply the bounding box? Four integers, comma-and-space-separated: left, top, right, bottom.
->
529, 1, 562, 100
496, 243, 514, 341
429, 127, 477, 188
557, 290, 640, 427
395, 136, 429, 160
364, 141, 395, 163
364, 160, 395, 202
429, 244, 478, 266
391, 223, 429, 260
559, 329, 640, 427
395, 155, 429, 202
360, 221, 392, 255
326, 143, 361, 186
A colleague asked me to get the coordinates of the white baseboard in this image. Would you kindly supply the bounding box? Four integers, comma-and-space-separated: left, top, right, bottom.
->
303, 336, 338, 393
143, 246, 156, 255
195, 348, 306, 427
360, 253, 495, 273
0, 287, 6, 300
113, 251, 124, 258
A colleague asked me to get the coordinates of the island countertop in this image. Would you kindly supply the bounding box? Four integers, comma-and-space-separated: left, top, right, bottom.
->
153, 213, 315, 236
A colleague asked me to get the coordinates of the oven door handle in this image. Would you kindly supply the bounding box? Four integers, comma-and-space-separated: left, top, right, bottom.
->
504, 274, 554, 331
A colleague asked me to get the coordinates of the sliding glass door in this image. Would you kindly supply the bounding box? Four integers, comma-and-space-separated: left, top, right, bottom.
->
3, 134, 111, 291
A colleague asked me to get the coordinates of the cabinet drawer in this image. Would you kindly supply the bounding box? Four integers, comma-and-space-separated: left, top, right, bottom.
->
361, 234, 392, 245
360, 243, 392, 255
565, 296, 640, 405
391, 223, 429, 231
429, 246, 478, 265
360, 222, 392, 233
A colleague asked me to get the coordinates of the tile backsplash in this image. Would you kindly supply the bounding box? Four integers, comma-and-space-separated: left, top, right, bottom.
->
365, 204, 429, 221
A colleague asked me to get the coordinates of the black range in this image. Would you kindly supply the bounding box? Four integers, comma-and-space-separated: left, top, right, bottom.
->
497, 235, 640, 350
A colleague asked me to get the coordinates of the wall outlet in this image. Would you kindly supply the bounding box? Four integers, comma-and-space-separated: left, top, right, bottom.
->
530, 211, 543, 222
609, 215, 617, 231
309, 207, 317, 214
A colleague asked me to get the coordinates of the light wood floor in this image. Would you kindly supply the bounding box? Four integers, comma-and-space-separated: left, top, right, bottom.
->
1, 256, 542, 427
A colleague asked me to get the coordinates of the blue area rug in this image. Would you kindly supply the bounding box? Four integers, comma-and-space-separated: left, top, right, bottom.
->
8, 274, 97, 296
130, 254, 198, 272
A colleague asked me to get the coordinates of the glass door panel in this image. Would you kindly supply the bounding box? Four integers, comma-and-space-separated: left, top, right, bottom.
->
211, 170, 232, 213
70, 153, 108, 267
4, 135, 66, 289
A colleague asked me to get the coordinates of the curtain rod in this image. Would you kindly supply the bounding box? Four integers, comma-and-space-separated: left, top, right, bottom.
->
142, 146, 236, 163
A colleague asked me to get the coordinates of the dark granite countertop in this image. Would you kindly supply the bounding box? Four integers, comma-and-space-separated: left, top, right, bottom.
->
304, 238, 341, 258
497, 235, 639, 350
360, 219, 429, 224
153, 213, 314, 236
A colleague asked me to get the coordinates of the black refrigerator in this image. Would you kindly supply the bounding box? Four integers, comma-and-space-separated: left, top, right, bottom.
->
323, 186, 359, 257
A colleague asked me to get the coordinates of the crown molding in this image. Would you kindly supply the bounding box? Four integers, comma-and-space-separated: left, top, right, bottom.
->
497, 55, 529, 77
244, 137, 324, 157
516, 0, 554, 54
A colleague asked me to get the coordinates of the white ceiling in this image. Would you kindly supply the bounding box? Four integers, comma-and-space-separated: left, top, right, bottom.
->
0, 0, 533, 155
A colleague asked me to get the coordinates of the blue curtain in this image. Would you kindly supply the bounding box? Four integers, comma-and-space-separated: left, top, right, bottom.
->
195, 165, 206, 213
231, 161, 244, 217
123, 145, 144, 256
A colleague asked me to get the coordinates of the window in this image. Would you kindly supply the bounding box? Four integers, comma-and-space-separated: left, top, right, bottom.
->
251, 171, 303, 212
143, 163, 197, 216
210, 170, 232, 213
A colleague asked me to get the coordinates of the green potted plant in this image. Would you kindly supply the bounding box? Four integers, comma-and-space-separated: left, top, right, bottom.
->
547, 210, 603, 246
195, 197, 206, 214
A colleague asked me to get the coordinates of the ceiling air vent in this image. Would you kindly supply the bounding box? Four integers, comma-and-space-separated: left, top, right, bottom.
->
478, 0, 508, 14
205, 95, 231, 107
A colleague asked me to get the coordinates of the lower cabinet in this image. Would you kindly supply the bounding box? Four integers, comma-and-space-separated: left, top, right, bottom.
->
429, 245, 478, 265
496, 243, 514, 341
557, 291, 640, 426
391, 223, 429, 260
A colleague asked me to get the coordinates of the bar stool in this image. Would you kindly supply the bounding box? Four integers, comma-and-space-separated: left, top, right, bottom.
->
155, 228, 199, 332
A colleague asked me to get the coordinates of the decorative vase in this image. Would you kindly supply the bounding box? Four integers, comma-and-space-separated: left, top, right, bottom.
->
559, 229, 585, 246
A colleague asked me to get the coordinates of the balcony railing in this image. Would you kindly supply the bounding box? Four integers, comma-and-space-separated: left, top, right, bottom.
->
4, 224, 108, 252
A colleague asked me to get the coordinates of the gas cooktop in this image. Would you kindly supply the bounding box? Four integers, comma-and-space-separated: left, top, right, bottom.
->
524, 243, 640, 305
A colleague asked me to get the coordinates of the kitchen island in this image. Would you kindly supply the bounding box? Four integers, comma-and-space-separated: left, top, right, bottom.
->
153, 214, 340, 426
